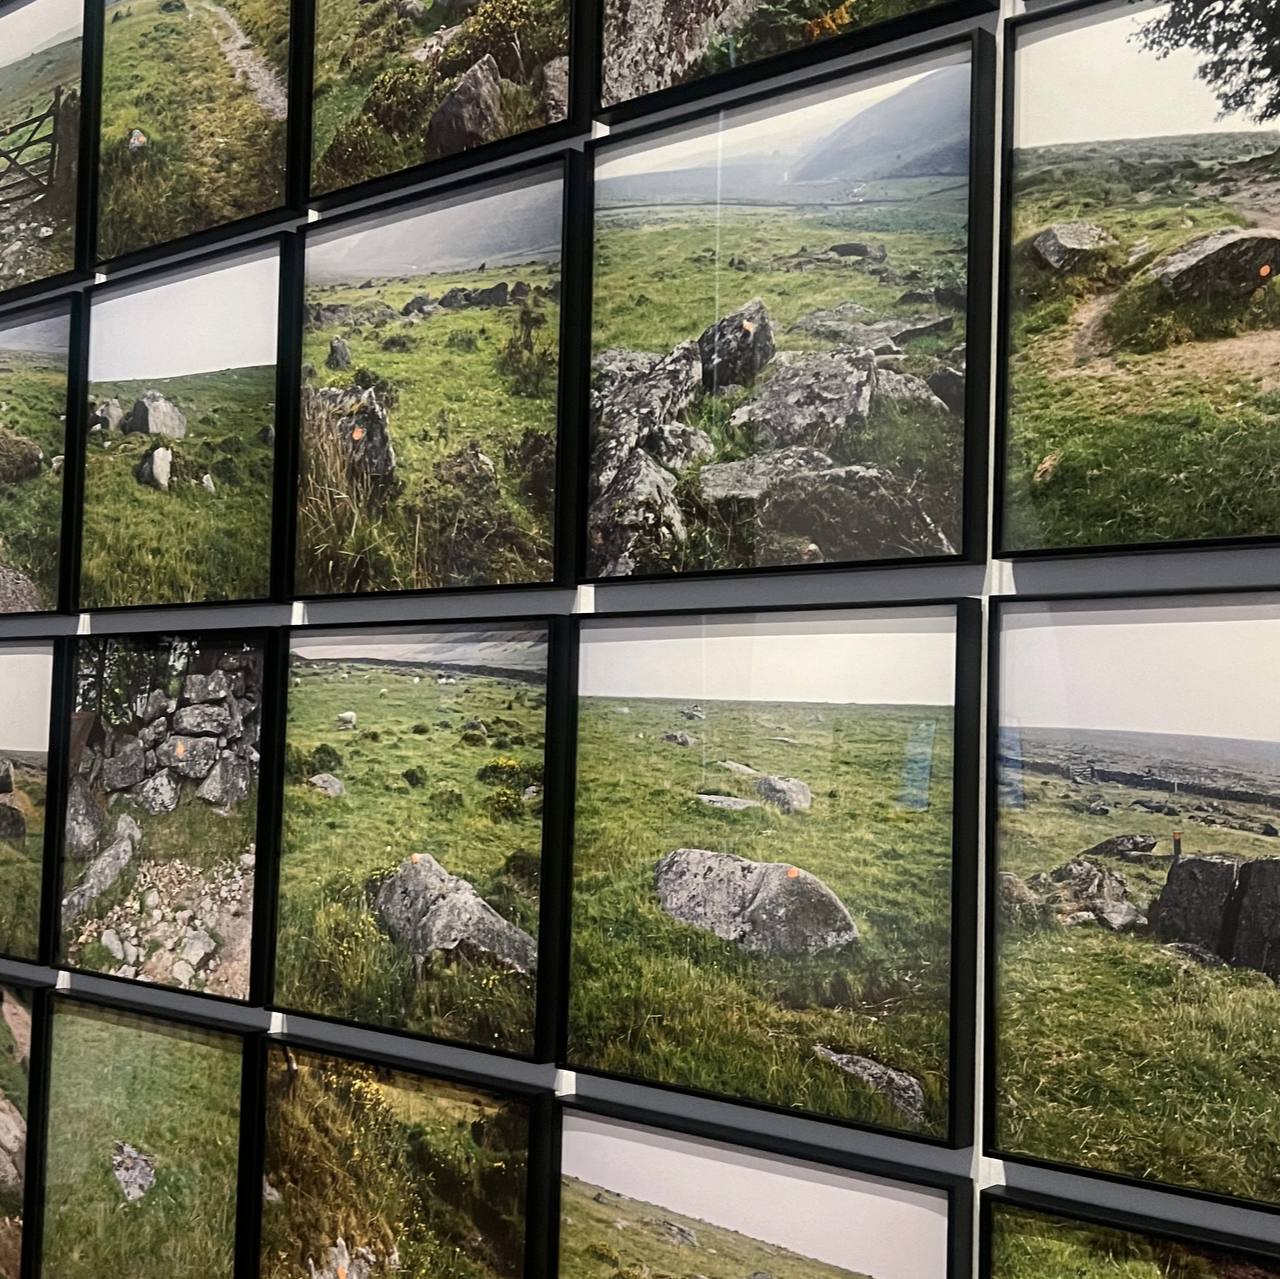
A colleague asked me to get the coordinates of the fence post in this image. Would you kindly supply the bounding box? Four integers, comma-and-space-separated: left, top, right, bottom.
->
45, 84, 80, 218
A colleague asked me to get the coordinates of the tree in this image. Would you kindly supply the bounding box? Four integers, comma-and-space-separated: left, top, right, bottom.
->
1135, 0, 1280, 124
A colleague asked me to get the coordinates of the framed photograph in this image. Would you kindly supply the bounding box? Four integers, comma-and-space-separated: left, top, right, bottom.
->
566, 603, 978, 1137
271, 621, 551, 1054
307, 0, 570, 201
95, 0, 292, 263
999, 0, 1280, 556
0, 0, 83, 298
58, 630, 269, 999
80, 244, 283, 610
260, 1041, 534, 1279
0, 641, 54, 962
0, 984, 33, 1279
989, 592, 1280, 1207
559, 1107, 968, 1279
40, 997, 243, 1279
983, 1189, 1280, 1279
585, 40, 990, 581
0, 302, 71, 615
295, 167, 565, 597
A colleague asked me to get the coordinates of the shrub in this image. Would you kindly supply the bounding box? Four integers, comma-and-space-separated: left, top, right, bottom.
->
482, 788, 525, 822
477, 756, 541, 788
460, 728, 488, 747
497, 302, 556, 397
427, 783, 465, 813
411, 722, 430, 735
364, 62, 436, 137
309, 742, 343, 774
402, 766, 425, 788
352, 365, 400, 409
587, 1243, 620, 1266
447, 329, 478, 351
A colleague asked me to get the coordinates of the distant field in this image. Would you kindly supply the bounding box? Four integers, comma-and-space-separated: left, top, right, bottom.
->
568, 695, 955, 1131
275, 658, 546, 1052
80, 366, 276, 607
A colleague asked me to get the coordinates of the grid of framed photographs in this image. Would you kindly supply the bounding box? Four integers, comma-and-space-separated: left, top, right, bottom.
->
5, 0, 1280, 1272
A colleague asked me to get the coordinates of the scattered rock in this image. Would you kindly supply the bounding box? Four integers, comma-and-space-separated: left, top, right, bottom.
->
591, 342, 702, 453
812, 1045, 925, 1126
131, 768, 180, 816
326, 336, 351, 370
540, 54, 569, 119
1026, 858, 1144, 930
92, 398, 125, 430
828, 241, 887, 261
125, 391, 186, 439
926, 366, 966, 415
641, 422, 714, 472
718, 760, 758, 776
754, 775, 811, 814
696, 795, 762, 811
664, 731, 695, 747
308, 772, 346, 798
1151, 228, 1280, 299
1030, 222, 1115, 272
0, 760, 10, 794
307, 386, 397, 483
698, 447, 833, 511
645, 1218, 697, 1248
654, 848, 858, 956
0, 800, 25, 847
587, 447, 686, 577
111, 1142, 156, 1202
697, 297, 775, 390
875, 368, 949, 414
427, 54, 503, 154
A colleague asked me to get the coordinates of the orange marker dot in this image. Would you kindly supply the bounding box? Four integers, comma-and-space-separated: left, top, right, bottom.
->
786, 866, 799, 879
411, 852, 421, 863
352, 426, 366, 441
1262, 264, 1273, 278
175, 741, 186, 758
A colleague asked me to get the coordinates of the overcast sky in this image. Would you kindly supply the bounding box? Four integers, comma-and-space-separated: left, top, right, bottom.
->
600, 50, 963, 180
0, 311, 68, 355
1017, 1, 1264, 147
578, 610, 955, 704
1000, 598, 1280, 740
0, 644, 52, 754
562, 1114, 947, 1279
0, 0, 80, 69
89, 250, 279, 382
290, 627, 547, 673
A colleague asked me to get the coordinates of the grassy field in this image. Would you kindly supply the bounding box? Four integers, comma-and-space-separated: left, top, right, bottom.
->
995, 769, 1280, 1202
262, 1045, 528, 1279
1003, 134, 1280, 550
591, 197, 968, 570
299, 268, 558, 593
97, 0, 286, 259
560, 1176, 872, 1279
0, 755, 47, 961
42, 1003, 241, 1279
80, 366, 276, 607
989, 1200, 1280, 1279
0, 985, 29, 1279
567, 695, 955, 1132
310, 0, 566, 195
0, 344, 67, 610
274, 657, 546, 1052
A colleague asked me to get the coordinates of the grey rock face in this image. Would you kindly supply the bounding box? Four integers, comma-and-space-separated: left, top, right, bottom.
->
663, 732, 695, 747
111, 1141, 156, 1202
0, 801, 25, 846
1229, 858, 1280, 977
401, 292, 433, 316
131, 768, 180, 816
183, 671, 229, 703
125, 391, 186, 439
62, 816, 142, 926
697, 298, 775, 391
101, 740, 146, 792
0, 563, 43, 613
1151, 229, 1280, 298
157, 735, 220, 779
308, 772, 346, 797
1082, 833, 1159, 860
926, 366, 966, 415
142, 688, 170, 721
0, 758, 11, 794
326, 336, 351, 370
0, 1095, 24, 1193
173, 702, 232, 736
698, 447, 834, 509
375, 853, 537, 974
587, 447, 686, 577
196, 755, 252, 808
754, 775, 812, 814
642, 423, 714, 473
134, 445, 172, 491
1150, 855, 1240, 951
654, 848, 858, 956
307, 386, 397, 483
92, 398, 125, 430
695, 795, 762, 811
65, 773, 104, 859
592, 342, 703, 446
1031, 222, 1115, 272
541, 54, 569, 119
426, 55, 503, 154
875, 368, 949, 415
812, 1045, 925, 1127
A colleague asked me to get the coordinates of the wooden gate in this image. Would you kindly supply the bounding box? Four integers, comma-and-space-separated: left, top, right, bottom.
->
0, 84, 64, 209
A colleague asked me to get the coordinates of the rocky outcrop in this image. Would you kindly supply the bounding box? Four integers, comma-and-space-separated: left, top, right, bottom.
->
641, 423, 714, 473
326, 336, 351, 370
698, 447, 833, 510
123, 391, 186, 439
592, 342, 702, 448
427, 55, 503, 154
540, 54, 569, 120
1151, 229, 1280, 299
654, 848, 858, 956
308, 772, 346, 797
61, 815, 142, 927
754, 775, 811, 813
306, 386, 397, 483
587, 446, 687, 577
1030, 222, 1115, 272
812, 1045, 925, 1126
111, 1142, 156, 1202
134, 444, 172, 491
697, 298, 774, 391
0, 563, 43, 613
0, 799, 25, 846
91, 398, 125, 431
696, 794, 762, 811
375, 853, 537, 974
0, 1095, 24, 1194
1007, 858, 1146, 932
1082, 833, 1159, 861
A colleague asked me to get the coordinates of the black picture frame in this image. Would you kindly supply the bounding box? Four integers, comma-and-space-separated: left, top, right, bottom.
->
591, 0, 996, 125
577, 29, 995, 586
49, 623, 283, 1008
286, 152, 584, 603
264, 612, 572, 1064
984, 586, 1280, 1218
73, 233, 292, 615
555, 1096, 975, 1279
980, 1186, 1280, 1278
559, 595, 981, 1149
88, 0, 308, 274
992, 0, 1280, 564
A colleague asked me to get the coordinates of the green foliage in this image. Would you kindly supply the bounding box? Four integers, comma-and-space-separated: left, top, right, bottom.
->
497, 301, 556, 397
0, 763, 43, 958
428, 783, 466, 813
476, 755, 540, 789
481, 788, 524, 822
309, 742, 343, 774
402, 765, 425, 788
363, 62, 434, 136
1104, 276, 1280, 353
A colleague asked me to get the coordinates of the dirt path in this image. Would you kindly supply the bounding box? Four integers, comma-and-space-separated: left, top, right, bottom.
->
202, 0, 288, 122
1, 990, 30, 1066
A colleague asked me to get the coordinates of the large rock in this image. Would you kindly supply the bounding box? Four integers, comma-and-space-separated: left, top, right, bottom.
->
727, 351, 875, 454
131, 767, 180, 815
307, 386, 397, 483
926, 366, 966, 415
101, 739, 145, 792
758, 463, 955, 562
875, 369, 949, 415
61, 816, 142, 926
1031, 222, 1115, 272
125, 391, 186, 439
697, 298, 775, 391
375, 853, 537, 974
654, 848, 858, 956
173, 702, 231, 736
308, 772, 346, 798
1082, 833, 1158, 860
0, 428, 41, 482
111, 1142, 156, 1202
0, 800, 25, 847
587, 447, 686, 577
641, 423, 714, 473
92, 398, 125, 430
134, 445, 172, 491
591, 342, 702, 451
812, 1045, 925, 1126
1151, 229, 1280, 299
65, 773, 104, 858
699, 447, 834, 509
0, 1096, 24, 1193
790, 309, 951, 350
326, 336, 351, 370
196, 754, 252, 807
1150, 855, 1240, 950
1229, 858, 1280, 977
1027, 858, 1143, 930
754, 775, 811, 813
0, 759, 11, 794
541, 54, 569, 119
427, 54, 503, 154
157, 734, 220, 779
182, 670, 229, 703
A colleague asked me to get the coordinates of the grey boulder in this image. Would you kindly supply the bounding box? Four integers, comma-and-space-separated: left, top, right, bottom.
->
754, 775, 812, 813
125, 391, 186, 439
697, 298, 775, 391
1151, 229, 1280, 299
157, 735, 220, 779
1031, 221, 1115, 272
812, 1045, 925, 1127
426, 54, 503, 154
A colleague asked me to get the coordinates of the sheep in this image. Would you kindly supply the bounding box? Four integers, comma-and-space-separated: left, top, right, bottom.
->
379, 688, 389, 698
336, 710, 357, 730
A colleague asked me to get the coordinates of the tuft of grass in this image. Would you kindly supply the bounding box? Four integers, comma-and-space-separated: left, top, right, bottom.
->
0, 761, 47, 960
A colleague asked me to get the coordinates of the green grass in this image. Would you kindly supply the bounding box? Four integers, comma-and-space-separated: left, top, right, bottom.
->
42, 1003, 241, 1279
567, 696, 955, 1133
1002, 137, 1280, 550
262, 1045, 527, 1279
274, 659, 546, 1052
80, 366, 275, 607
0, 762, 47, 960
0, 988, 28, 1230
298, 270, 558, 593
97, 0, 286, 259
0, 346, 67, 608
995, 772, 1280, 1202
988, 1201, 1274, 1279
560, 1175, 871, 1279
309, 0, 566, 196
